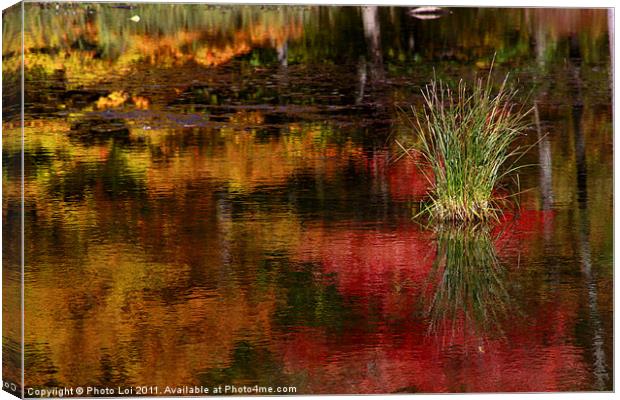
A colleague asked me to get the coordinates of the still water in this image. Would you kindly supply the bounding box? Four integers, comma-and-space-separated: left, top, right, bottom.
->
2, 3, 613, 393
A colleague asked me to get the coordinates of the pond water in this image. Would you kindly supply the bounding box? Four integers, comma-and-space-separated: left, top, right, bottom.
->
2, 3, 613, 394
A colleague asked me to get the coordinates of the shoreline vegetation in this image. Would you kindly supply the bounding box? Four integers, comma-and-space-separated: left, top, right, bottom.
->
400, 70, 533, 223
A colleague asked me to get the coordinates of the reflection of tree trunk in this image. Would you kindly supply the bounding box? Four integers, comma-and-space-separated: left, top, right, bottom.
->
575, 168, 609, 390
572, 103, 587, 206
576, 205, 609, 390
534, 103, 553, 211
276, 41, 289, 97
277, 40, 288, 68
356, 57, 367, 105
362, 6, 385, 82
527, 9, 547, 68
535, 28, 547, 68
568, 37, 586, 205
570, 52, 609, 390
534, 103, 554, 242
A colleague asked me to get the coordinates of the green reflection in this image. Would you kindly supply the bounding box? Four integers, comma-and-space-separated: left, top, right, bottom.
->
197, 341, 299, 389
424, 224, 511, 337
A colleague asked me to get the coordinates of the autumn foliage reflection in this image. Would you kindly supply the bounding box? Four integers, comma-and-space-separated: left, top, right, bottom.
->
3, 3, 611, 394
281, 212, 589, 393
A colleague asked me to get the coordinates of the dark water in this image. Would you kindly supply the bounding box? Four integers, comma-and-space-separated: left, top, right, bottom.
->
2, 3, 613, 394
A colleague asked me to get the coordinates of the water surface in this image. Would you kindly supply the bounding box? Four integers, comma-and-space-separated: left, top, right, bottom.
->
2, 3, 613, 394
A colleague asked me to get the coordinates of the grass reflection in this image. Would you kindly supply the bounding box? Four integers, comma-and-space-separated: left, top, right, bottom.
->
424, 224, 511, 338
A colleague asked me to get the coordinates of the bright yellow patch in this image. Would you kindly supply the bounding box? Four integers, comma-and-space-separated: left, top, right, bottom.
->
96, 91, 129, 109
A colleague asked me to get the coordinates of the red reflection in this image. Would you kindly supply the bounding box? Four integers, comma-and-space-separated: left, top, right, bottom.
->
285, 208, 582, 393
364, 151, 431, 200
277, 302, 586, 393
295, 223, 436, 316
386, 156, 431, 199
494, 209, 556, 255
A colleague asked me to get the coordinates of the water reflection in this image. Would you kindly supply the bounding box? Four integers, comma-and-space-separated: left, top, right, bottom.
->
361, 6, 385, 82
424, 225, 510, 339
2, 3, 612, 394
570, 71, 609, 389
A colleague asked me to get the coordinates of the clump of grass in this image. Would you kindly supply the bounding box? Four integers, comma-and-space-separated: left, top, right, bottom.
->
403, 72, 532, 222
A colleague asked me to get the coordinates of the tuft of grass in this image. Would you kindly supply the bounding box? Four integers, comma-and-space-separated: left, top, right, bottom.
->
402, 71, 532, 222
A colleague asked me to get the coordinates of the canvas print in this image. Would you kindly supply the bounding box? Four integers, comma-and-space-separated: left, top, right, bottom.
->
2, 2, 613, 396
